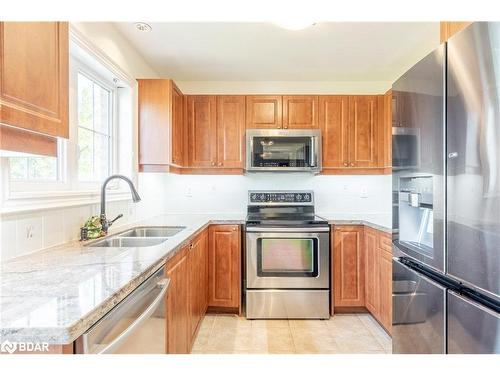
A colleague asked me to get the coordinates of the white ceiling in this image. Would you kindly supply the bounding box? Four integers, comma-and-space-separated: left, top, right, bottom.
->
113, 22, 439, 82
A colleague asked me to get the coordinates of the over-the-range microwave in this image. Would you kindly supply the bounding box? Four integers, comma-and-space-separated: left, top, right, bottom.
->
246, 129, 322, 173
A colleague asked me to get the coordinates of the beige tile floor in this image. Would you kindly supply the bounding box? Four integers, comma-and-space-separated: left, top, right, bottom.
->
191, 313, 392, 354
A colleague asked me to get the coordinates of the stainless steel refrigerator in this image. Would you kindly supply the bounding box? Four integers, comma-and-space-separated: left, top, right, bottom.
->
392, 22, 500, 354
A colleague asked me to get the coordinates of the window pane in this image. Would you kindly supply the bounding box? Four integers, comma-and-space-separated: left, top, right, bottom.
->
28, 157, 57, 180
9, 156, 57, 181
78, 127, 94, 181
78, 73, 93, 130
93, 84, 110, 135
9, 158, 28, 179
93, 133, 110, 182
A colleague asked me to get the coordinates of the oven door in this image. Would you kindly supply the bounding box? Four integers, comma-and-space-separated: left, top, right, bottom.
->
246, 227, 329, 289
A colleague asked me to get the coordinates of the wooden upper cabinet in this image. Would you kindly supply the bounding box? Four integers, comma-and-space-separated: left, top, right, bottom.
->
348, 95, 378, 168
332, 226, 365, 308
216, 96, 245, 168
319, 96, 349, 168
282, 95, 319, 129
187, 95, 217, 168
364, 228, 380, 316
246, 95, 282, 129
208, 225, 241, 310
440, 22, 472, 43
138, 79, 185, 171
0, 22, 69, 138
171, 83, 185, 166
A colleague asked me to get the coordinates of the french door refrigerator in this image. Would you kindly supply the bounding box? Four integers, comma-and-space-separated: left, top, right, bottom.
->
392, 22, 500, 354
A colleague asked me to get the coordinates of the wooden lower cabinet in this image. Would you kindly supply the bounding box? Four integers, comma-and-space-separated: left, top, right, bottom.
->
208, 225, 241, 311
333, 225, 393, 335
332, 226, 365, 309
165, 225, 240, 353
187, 229, 209, 342
165, 245, 190, 354
364, 227, 380, 316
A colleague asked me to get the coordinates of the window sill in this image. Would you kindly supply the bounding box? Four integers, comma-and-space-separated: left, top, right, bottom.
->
1, 189, 134, 216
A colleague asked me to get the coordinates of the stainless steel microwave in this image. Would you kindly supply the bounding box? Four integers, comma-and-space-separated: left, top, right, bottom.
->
246, 129, 322, 173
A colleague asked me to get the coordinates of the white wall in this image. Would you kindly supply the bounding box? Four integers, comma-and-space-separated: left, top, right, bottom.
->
162, 173, 392, 216
0, 23, 163, 262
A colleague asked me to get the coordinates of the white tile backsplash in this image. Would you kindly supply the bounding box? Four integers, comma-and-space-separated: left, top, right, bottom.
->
0, 173, 169, 262
0, 172, 391, 262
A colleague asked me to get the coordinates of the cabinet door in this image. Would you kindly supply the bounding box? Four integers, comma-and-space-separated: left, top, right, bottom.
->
217, 96, 245, 168
0, 22, 69, 138
188, 230, 209, 342
208, 225, 241, 309
171, 83, 185, 166
187, 95, 217, 167
319, 96, 349, 168
379, 248, 393, 334
245, 95, 282, 129
166, 247, 189, 354
138, 79, 170, 167
348, 96, 379, 168
333, 226, 365, 308
364, 228, 380, 316
283, 95, 319, 129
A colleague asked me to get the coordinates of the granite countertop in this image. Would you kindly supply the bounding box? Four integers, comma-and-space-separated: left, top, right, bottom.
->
0, 212, 391, 345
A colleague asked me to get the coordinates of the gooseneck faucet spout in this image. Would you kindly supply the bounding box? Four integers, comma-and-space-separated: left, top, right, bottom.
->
100, 174, 141, 234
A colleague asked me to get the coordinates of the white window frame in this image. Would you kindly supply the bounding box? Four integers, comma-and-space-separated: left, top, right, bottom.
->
0, 26, 138, 215
71, 57, 118, 190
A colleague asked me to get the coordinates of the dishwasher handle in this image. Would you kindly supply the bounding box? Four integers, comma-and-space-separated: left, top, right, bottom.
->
97, 278, 170, 354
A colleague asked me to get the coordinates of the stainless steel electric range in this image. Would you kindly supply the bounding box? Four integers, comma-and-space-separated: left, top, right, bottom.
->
245, 190, 330, 319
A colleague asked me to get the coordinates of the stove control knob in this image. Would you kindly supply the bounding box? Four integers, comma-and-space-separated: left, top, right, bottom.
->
296, 194, 302, 200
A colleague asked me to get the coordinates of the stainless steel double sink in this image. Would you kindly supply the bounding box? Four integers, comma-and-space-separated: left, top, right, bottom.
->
87, 226, 186, 248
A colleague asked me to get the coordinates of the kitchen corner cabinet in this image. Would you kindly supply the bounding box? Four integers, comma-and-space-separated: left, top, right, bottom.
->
187, 229, 209, 342
138, 79, 185, 172
440, 22, 472, 43
0, 22, 69, 138
165, 245, 190, 354
245, 95, 282, 129
208, 225, 241, 311
364, 227, 380, 316
332, 226, 365, 309
378, 233, 393, 334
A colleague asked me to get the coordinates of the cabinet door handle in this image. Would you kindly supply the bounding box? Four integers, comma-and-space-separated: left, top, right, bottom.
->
350, 162, 355, 167
189, 243, 194, 250
211, 162, 216, 166
277, 125, 281, 129
343, 162, 348, 167
232, 227, 237, 231
218, 162, 223, 167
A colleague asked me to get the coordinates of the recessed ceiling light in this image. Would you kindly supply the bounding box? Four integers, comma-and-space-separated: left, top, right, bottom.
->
274, 21, 317, 31
135, 22, 152, 32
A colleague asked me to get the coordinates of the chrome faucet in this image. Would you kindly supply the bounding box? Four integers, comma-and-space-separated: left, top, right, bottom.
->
100, 174, 141, 234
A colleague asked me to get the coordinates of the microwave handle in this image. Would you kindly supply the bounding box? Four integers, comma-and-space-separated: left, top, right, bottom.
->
310, 138, 317, 167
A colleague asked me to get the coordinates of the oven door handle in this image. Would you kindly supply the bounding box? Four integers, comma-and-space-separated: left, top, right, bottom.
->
245, 226, 330, 233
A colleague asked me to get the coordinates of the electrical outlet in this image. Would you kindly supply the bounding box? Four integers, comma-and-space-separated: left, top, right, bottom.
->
185, 187, 193, 197
26, 225, 34, 239
360, 186, 368, 198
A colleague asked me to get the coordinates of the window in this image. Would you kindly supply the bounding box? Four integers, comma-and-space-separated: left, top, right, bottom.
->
77, 72, 114, 182
9, 155, 58, 181
1, 33, 135, 211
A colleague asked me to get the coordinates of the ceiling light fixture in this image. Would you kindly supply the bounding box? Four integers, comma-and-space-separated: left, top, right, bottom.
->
274, 21, 317, 31
135, 22, 152, 32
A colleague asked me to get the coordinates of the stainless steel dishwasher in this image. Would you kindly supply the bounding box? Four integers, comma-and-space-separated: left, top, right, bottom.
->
75, 266, 169, 354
